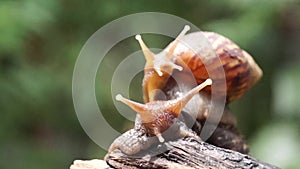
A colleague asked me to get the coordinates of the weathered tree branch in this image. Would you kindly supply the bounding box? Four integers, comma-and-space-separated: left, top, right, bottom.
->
70, 137, 279, 169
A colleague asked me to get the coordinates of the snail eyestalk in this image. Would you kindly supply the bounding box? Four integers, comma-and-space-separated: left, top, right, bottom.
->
116, 94, 156, 122
179, 78, 212, 106
170, 78, 212, 116
151, 25, 190, 76
116, 78, 212, 120
135, 34, 155, 61
167, 25, 190, 57
136, 32, 184, 76
116, 94, 148, 115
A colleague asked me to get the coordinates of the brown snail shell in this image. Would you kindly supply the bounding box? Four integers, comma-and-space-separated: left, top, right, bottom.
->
138, 26, 262, 103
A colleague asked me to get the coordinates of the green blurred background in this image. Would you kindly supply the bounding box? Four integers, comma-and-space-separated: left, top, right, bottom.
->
1, 0, 300, 168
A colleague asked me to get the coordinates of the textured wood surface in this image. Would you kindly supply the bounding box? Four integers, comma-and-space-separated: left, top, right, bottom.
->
71, 137, 279, 169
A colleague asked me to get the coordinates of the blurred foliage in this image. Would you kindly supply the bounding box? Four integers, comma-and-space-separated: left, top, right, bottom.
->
0, 0, 300, 169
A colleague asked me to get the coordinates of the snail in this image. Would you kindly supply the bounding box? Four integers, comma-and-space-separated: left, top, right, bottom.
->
106, 25, 262, 156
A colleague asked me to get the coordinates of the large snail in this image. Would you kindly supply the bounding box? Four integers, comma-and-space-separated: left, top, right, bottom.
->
106, 25, 262, 156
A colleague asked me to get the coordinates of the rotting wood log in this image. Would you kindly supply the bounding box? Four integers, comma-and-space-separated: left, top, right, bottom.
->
70, 137, 279, 169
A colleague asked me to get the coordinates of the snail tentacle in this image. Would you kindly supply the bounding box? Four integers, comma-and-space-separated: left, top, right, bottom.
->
136, 25, 191, 76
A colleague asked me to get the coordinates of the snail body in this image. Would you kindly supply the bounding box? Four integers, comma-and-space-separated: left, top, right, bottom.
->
107, 26, 262, 156
140, 26, 262, 103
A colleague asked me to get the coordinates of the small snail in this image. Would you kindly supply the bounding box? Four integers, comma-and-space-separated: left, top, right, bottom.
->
107, 25, 262, 156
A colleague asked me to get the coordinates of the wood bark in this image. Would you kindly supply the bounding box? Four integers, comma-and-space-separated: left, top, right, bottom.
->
70, 137, 279, 169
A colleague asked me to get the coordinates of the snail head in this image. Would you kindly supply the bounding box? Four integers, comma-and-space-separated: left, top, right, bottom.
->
116, 79, 212, 142
135, 25, 191, 76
